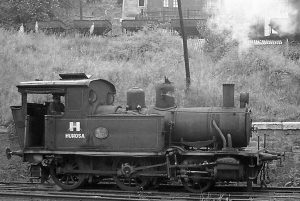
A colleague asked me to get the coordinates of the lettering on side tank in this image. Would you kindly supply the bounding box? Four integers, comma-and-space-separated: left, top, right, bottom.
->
65, 134, 85, 139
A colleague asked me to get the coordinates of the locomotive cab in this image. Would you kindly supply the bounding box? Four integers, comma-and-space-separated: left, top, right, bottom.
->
11, 72, 164, 153
11, 73, 117, 149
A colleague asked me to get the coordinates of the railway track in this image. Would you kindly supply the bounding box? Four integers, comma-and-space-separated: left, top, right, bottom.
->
0, 182, 299, 201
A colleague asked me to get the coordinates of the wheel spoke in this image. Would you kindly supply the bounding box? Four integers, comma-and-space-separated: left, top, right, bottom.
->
70, 175, 75, 183
61, 175, 67, 183
129, 179, 133, 187
66, 175, 70, 184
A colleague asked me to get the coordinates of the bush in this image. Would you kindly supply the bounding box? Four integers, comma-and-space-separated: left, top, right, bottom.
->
199, 25, 238, 61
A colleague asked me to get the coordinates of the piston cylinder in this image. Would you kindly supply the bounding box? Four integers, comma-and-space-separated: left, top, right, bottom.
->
215, 157, 244, 181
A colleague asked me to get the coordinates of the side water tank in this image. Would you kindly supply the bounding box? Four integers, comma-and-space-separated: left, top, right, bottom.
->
127, 87, 146, 110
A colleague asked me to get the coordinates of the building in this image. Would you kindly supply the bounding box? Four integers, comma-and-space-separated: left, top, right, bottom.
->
121, 0, 298, 40
122, 0, 223, 21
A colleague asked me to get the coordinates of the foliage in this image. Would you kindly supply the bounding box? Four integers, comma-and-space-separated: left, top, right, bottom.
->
215, 45, 300, 121
1, 28, 300, 124
117, 0, 123, 6
0, 0, 71, 26
198, 24, 239, 61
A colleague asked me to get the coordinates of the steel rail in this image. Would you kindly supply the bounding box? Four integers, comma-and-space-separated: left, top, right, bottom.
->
1, 189, 299, 201
0, 189, 228, 201
0, 182, 299, 200
0, 186, 299, 201
0, 181, 300, 192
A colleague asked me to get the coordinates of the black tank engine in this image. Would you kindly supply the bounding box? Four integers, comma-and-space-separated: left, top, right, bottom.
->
7, 73, 281, 192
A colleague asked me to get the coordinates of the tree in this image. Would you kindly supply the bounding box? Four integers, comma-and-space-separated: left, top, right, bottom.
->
0, 0, 71, 26
199, 25, 238, 62
117, 0, 123, 6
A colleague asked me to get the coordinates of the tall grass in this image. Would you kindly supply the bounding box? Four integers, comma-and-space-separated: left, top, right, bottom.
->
215, 46, 300, 121
1, 28, 300, 124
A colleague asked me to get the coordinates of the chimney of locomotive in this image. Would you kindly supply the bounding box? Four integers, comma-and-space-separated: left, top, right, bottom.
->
223, 84, 234, 108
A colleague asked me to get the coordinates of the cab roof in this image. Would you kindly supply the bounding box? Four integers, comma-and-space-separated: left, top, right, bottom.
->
17, 73, 116, 94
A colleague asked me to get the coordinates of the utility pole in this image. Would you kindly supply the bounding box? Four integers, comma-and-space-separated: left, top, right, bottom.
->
177, 0, 191, 91
79, 0, 83, 20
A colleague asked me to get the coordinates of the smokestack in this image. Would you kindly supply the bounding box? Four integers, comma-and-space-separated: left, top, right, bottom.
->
223, 84, 234, 108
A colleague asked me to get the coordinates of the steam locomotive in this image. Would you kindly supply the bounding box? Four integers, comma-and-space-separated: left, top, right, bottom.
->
6, 73, 281, 192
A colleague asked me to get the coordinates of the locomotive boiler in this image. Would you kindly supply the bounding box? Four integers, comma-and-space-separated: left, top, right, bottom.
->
151, 82, 251, 149
6, 73, 281, 192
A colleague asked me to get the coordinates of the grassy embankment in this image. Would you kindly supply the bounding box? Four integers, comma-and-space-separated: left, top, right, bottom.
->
0, 27, 300, 184
1, 28, 300, 125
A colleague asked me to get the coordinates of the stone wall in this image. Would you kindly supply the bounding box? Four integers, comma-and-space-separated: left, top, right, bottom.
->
252, 122, 300, 186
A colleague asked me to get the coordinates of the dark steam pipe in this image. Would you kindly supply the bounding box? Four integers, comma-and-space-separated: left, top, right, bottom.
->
212, 120, 226, 149
223, 84, 234, 107
227, 134, 232, 148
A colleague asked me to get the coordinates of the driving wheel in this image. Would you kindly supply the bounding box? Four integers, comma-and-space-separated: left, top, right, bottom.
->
180, 157, 214, 193
113, 158, 150, 191
50, 160, 86, 190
